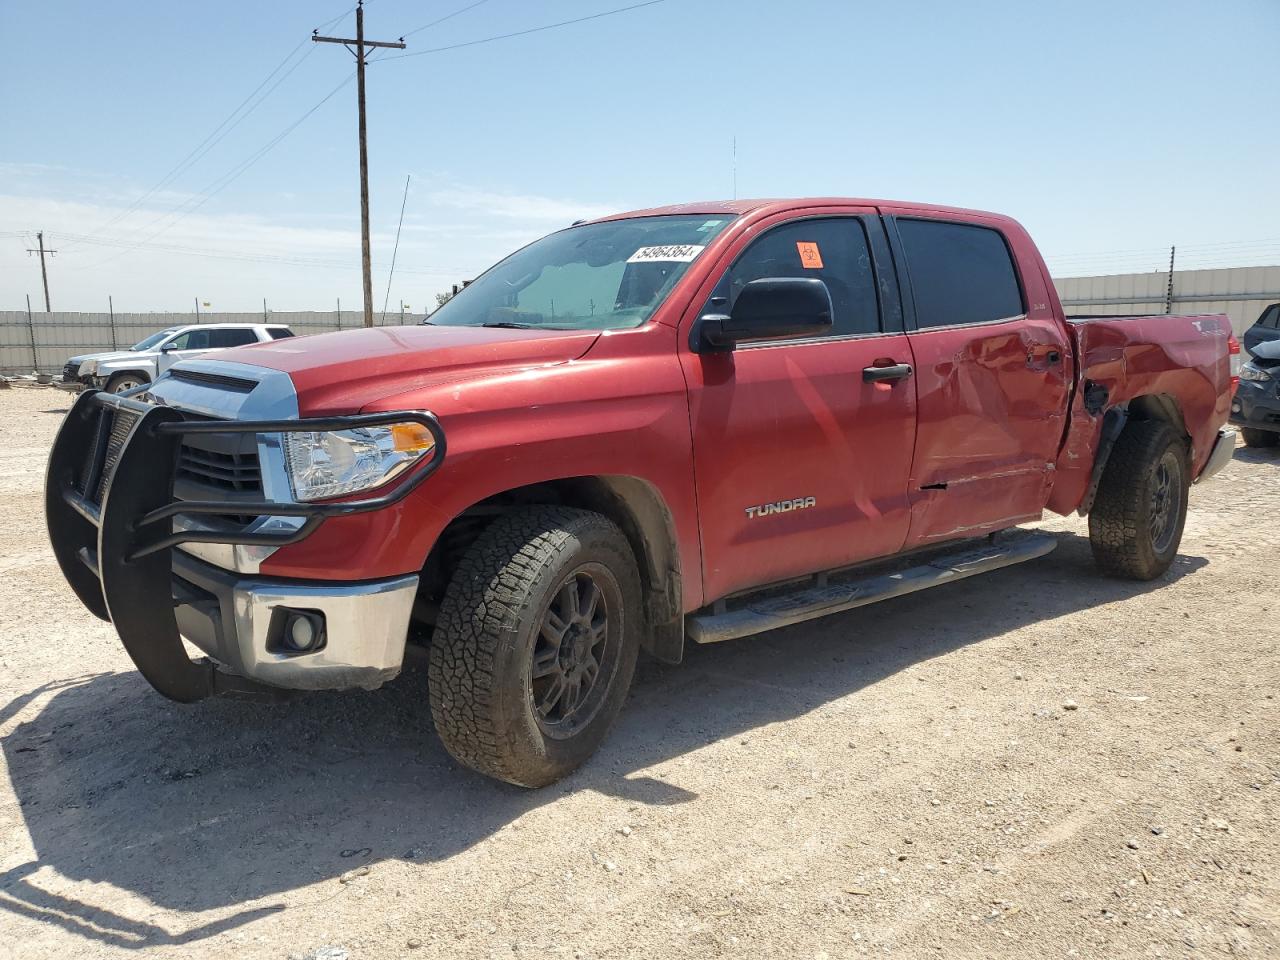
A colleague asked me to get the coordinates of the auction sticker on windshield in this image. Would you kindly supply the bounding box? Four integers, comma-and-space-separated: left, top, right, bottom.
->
627, 244, 705, 263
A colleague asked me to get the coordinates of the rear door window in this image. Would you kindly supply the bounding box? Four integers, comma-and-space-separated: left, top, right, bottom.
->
267, 328, 295, 339
896, 219, 1024, 329
710, 217, 881, 338
208, 329, 258, 347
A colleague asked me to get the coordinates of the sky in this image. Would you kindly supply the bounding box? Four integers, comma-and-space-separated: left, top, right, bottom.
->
2, 0, 1278, 313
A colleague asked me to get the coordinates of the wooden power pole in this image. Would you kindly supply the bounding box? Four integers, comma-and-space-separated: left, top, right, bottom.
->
314, 2, 405, 327
26, 231, 56, 312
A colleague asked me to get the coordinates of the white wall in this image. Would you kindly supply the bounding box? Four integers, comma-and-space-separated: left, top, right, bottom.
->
1054, 265, 1280, 336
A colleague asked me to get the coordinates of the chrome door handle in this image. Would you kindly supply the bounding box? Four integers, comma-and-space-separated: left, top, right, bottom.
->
863, 363, 913, 383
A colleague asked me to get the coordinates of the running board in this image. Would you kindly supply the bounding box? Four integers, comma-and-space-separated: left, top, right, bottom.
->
687, 530, 1057, 645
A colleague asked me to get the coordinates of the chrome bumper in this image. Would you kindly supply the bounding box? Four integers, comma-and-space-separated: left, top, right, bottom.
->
174, 549, 417, 691
1196, 428, 1237, 482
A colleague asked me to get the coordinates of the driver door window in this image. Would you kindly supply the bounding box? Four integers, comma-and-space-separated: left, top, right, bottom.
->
710, 218, 882, 339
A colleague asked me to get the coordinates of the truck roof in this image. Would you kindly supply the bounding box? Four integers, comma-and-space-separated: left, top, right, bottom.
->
590, 197, 1011, 224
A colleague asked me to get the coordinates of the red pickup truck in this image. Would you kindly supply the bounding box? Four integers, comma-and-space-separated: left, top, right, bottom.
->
46, 198, 1238, 787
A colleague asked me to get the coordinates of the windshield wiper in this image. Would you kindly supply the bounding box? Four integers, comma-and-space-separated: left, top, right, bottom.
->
480, 321, 539, 329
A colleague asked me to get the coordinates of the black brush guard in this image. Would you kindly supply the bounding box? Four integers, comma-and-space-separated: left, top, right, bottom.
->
45, 389, 446, 702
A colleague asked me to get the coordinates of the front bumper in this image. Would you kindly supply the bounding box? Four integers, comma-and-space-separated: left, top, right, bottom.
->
1229, 378, 1280, 434
44, 388, 444, 701
173, 550, 417, 691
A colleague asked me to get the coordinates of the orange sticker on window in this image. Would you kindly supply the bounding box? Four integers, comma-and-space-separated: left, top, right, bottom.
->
796, 241, 824, 269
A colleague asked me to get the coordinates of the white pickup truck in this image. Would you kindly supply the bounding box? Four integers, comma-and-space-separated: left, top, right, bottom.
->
60, 323, 294, 393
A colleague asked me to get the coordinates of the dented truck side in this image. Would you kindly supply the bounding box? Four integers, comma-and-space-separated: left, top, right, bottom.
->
45, 197, 1236, 786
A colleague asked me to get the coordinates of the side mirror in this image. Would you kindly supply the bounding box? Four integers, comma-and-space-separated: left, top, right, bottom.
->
694, 278, 833, 351
160, 342, 177, 352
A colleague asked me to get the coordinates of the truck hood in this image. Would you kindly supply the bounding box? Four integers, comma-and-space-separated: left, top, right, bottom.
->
75, 350, 147, 367
207, 324, 602, 414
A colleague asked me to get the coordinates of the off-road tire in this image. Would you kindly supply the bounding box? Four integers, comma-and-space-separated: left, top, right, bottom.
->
1088, 420, 1190, 580
105, 372, 149, 394
1241, 427, 1278, 448
428, 506, 641, 787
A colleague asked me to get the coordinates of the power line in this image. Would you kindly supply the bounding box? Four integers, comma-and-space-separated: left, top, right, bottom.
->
83, 73, 357, 270
67, 3, 362, 247
377, 0, 667, 61
381, 174, 411, 321
401, 0, 491, 39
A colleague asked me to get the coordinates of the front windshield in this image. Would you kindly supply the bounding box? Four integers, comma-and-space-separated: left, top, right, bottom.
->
428, 214, 734, 331
131, 328, 178, 351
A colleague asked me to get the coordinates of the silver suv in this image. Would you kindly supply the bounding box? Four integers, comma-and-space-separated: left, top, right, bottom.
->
61, 323, 294, 393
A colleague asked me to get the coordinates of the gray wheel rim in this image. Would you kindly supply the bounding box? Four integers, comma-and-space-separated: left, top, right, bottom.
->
111, 377, 142, 393
1149, 450, 1182, 554
530, 565, 620, 739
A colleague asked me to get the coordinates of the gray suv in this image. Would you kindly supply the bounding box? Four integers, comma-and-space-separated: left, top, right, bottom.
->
61, 323, 293, 393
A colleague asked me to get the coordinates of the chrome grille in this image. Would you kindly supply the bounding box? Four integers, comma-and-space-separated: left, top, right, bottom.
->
176, 444, 262, 493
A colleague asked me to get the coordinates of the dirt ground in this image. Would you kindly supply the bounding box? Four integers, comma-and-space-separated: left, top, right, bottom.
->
0, 385, 1276, 960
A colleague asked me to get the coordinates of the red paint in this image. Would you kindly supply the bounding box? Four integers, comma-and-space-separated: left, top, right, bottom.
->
220, 198, 1230, 611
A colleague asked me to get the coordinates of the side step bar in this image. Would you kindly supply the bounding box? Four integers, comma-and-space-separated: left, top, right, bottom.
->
687, 530, 1057, 645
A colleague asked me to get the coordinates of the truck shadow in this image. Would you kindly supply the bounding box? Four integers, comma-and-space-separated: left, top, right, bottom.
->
0, 530, 1207, 949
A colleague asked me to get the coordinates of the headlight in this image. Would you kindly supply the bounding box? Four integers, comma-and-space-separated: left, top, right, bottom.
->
282, 422, 437, 501
1240, 363, 1273, 382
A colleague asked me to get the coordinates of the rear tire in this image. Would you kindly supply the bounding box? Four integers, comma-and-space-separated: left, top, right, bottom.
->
1088, 421, 1190, 580
428, 506, 641, 787
1241, 427, 1279, 448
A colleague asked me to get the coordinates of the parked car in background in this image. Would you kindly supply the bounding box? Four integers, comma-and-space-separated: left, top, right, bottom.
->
1232, 338, 1280, 447
59, 323, 294, 393
1242, 302, 1280, 355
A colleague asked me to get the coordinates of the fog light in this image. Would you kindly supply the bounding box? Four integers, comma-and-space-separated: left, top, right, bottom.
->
284, 612, 322, 651
1231, 400, 1241, 413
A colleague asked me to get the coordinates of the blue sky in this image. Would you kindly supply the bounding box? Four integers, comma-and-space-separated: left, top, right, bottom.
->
2, 0, 1278, 311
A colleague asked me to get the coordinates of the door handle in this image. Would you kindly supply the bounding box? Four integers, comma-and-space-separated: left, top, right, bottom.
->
1028, 348, 1063, 366
863, 363, 913, 383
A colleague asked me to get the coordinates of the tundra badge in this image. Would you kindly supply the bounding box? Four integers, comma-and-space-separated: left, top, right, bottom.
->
745, 497, 816, 519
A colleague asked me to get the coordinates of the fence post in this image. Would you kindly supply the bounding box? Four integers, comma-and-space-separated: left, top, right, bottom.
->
26, 294, 38, 372
108, 295, 118, 349
336, 297, 342, 330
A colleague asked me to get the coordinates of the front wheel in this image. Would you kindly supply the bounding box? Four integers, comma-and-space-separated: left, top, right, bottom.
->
1241, 427, 1279, 448
428, 506, 641, 787
1088, 421, 1190, 580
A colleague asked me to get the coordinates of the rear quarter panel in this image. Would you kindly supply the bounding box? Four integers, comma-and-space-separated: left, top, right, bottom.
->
1048, 313, 1232, 515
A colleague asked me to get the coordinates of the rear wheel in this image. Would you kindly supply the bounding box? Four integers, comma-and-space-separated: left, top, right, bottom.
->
1241, 427, 1279, 448
428, 506, 641, 787
1088, 421, 1190, 580
105, 373, 148, 394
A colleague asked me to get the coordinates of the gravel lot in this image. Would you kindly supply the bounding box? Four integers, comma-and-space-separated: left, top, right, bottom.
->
0, 385, 1276, 960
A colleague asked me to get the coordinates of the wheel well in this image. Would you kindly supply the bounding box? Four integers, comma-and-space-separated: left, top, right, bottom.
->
1078, 394, 1189, 517
1126, 393, 1187, 442
104, 370, 151, 384
417, 476, 685, 663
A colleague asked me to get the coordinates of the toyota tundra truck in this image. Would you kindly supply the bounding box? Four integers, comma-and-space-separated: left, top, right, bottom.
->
45, 198, 1239, 787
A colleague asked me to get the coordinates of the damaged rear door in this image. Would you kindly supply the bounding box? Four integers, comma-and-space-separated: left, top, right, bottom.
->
885, 213, 1072, 546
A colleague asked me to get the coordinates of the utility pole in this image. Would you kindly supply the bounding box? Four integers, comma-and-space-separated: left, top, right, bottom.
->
1165, 246, 1176, 315
314, 2, 405, 328
25, 231, 56, 312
